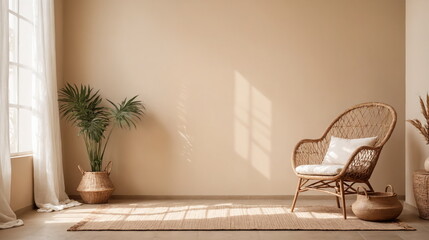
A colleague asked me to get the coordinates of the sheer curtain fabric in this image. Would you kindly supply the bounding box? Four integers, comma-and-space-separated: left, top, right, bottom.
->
32, 0, 80, 212
0, 0, 23, 229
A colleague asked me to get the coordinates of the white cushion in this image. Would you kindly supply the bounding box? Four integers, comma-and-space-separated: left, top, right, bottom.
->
295, 164, 344, 176
322, 136, 378, 165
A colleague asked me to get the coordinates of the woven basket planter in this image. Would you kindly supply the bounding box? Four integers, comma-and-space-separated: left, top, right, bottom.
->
413, 171, 429, 220
77, 162, 114, 204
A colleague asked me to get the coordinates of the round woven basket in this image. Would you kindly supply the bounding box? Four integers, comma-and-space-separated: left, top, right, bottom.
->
351, 185, 403, 221
76, 162, 114, 204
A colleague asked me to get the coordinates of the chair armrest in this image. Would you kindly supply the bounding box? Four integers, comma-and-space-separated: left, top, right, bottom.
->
339, 146, 382, 181
292, 138, 328, 169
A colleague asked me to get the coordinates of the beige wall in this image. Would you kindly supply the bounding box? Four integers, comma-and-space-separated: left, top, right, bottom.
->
405, 0, 429, 206
61, 0, 405, 196
10, 156, 33, 211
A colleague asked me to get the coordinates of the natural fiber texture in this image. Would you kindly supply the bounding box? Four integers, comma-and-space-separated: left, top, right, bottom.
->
292, 102, 396, 182
291, 102, 397, 219
67, 200, 414, 231
351, 186, 403, 221
413, 171, 429, 219
77, 172, 114, 204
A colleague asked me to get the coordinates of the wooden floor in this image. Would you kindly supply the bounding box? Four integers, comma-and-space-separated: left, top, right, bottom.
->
1, 199, 429, 240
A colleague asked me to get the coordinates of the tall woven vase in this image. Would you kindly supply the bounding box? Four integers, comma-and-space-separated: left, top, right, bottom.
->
413, 170, 429, 219
77, 162, 114, 204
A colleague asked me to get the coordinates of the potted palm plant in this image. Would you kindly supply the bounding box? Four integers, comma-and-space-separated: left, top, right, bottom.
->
58, 83, 145, 203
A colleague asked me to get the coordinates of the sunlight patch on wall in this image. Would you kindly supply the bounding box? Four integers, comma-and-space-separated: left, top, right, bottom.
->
176, 80, 193, 162
234, 72, 251, 159
234, 71, 272, 179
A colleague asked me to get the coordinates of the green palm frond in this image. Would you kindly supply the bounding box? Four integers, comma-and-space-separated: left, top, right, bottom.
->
107, 96, 145, 129
58, 83, 109, 142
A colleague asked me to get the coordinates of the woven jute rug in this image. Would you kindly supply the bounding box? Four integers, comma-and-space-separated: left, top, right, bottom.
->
67, 199, 414, 231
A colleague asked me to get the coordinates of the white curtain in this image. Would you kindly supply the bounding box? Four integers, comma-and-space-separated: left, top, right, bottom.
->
32, 0, 80, 212
0, 0, 24, 229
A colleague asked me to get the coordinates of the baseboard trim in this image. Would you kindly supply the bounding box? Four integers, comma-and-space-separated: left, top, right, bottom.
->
14, 204, 35, 217
112, 195, 296, 200
69, 194, 405, 201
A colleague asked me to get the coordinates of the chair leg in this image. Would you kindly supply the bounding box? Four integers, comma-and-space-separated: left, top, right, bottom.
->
365, 181, 374, 192
291, 178, 302, 212
339, 179, 347, 219
335, 181, 340, 208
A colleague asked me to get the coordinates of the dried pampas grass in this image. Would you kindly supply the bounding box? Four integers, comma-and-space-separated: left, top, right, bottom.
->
408, 94, 429, 145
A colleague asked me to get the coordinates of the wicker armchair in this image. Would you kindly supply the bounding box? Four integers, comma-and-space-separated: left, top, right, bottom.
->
290, 102, 397, 219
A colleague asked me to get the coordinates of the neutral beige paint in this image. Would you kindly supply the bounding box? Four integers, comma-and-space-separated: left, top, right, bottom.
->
61, 0, 405, 196
10, 155, 33, 211
405, 0, 429, 206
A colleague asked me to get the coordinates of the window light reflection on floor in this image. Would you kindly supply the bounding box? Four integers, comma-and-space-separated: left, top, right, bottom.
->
45, 204, 351, 225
